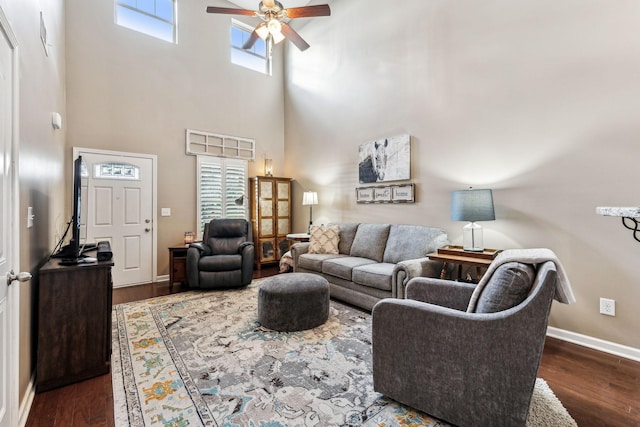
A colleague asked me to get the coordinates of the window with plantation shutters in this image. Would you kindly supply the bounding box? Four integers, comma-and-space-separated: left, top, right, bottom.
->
197, 156, 247, 233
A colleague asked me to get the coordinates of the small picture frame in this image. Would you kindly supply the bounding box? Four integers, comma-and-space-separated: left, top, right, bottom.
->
374, 186, 392, 202
392, 184, 415, 202
356, 187, 374, 203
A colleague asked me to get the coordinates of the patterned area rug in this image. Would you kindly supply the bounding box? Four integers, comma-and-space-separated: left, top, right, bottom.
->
112, 281, 577, 426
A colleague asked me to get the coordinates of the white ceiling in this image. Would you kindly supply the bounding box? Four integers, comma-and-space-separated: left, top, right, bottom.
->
229, 0, 313, 9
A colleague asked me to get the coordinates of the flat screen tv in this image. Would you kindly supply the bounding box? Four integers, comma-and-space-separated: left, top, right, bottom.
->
51, 155, 86, 263
69, 155, 83, 259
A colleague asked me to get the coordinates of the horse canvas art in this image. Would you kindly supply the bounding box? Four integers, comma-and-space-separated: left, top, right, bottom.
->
358, 134, 411, 183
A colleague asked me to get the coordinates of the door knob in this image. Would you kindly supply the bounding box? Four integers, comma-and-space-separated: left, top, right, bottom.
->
145, 219, 151, 223
7, 270, 32, 286
145, 228, 151, 232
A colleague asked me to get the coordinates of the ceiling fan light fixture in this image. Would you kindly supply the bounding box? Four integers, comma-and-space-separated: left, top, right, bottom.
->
255, 23, 269, 40
271, 29, 285, 44
267, 18, 282, 35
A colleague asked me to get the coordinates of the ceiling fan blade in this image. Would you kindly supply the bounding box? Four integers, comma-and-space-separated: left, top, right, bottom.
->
242, 23, 266, 50
206, 6, 256, 16
281, 22, 310, 51
285, 4, 331, 19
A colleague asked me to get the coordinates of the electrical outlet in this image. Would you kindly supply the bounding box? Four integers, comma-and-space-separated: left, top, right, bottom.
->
599, 298, 616, 316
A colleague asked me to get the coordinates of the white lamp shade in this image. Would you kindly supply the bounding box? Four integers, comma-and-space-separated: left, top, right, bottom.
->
302, 191, 318, 206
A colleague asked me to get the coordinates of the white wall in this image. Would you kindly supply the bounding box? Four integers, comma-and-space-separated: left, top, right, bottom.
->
65, 0, 286, 274
284, 0, 640, 348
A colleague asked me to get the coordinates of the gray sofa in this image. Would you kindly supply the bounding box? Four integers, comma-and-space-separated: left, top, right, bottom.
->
291, 223, 449, 311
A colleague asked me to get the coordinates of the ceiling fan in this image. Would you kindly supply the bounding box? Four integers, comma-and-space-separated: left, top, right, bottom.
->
206, 1, 331, 52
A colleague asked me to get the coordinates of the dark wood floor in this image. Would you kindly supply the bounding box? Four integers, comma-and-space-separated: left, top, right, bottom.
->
26, 266, 640, 427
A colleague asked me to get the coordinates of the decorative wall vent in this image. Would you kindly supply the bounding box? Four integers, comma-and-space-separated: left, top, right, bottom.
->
186, 129, 255, 160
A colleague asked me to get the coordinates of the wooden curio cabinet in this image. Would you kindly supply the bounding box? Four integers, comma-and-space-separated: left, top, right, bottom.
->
250, 176, 292, 269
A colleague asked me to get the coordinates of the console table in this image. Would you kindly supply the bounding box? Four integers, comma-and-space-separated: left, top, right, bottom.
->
37, 258, 114, 392
428, 245, 501, 283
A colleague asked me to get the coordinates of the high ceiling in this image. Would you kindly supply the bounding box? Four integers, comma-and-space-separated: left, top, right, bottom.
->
229, 0, 313, 9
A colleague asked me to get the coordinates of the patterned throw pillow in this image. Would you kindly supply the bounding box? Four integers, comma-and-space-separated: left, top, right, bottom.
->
308, 225, 340, 254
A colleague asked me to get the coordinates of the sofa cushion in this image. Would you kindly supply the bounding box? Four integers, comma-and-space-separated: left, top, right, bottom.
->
322, 257, 377, 281
470, 262, 536, 313
298, 253, 346, 272
352, 263, 395, 291
350, 224, 390, 262
383, 224, 449, 264
329, 223, 360, 255
308, 225, 340, 254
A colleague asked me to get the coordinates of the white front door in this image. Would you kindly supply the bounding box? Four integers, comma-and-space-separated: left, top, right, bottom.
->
76, 149, 156, 287
0, 8, 19, 427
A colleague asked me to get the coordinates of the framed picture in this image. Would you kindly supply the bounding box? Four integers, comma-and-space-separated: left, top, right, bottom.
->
357, 184, 415, 204
358, 134, 411, 184
356, 187, 374, 203
374, 186, 392, 202
392, 184, 415, 202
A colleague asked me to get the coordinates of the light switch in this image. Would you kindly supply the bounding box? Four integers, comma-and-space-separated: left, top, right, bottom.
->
27, 206, 34, 228
161, 208, 171, 217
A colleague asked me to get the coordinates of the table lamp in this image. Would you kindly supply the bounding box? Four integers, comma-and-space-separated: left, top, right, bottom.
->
302, 191, 318, 232
451, 188, 495, 252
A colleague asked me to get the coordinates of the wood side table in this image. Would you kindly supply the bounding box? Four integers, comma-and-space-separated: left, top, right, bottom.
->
427, 245, 502, 283
169, 245, 190, 289
286, 233, 310, 242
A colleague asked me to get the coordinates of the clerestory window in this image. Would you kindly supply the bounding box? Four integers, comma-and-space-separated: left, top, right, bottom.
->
231, 19, 270, 75
115, 0, 177, 43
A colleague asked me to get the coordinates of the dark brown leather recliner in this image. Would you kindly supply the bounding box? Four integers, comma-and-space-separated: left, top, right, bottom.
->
186, 218, 254, 289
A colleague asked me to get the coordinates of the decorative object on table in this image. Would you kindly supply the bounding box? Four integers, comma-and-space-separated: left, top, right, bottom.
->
249, 176, 292, 269
358, 134, 411, 183
302, 190, 318, 232
263, 157, 273, 177
356, 183, 415, 204
205, 1, 331, 52
183, 231, 195, 244
112, 282, 577, 427
596, 206, 640, 243
451, 187, 495, 252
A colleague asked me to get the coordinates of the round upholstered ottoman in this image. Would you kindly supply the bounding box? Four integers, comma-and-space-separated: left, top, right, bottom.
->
258, 273, 330, 332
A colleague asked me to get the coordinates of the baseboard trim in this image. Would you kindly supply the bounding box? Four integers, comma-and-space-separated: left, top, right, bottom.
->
157, 274, 169, 283
18, 374, 36, 427
547, 326, 640, 363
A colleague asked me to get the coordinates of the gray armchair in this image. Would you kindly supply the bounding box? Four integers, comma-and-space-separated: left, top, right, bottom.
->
187, 218, 254, 289
372, 259, 559, 427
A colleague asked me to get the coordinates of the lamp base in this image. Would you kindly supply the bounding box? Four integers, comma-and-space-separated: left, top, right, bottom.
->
462, 222, 484, 252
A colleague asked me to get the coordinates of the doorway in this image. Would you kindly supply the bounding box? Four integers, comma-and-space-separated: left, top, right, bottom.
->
0, 7, 20, 427
74, 148, 157, 287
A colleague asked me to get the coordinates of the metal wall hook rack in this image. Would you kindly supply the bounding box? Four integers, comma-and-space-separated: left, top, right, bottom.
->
621, 217, 640, 243
596, 207, 640, 243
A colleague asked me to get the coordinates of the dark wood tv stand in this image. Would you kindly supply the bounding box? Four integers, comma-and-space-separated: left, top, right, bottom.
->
37, 258, 114, 392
